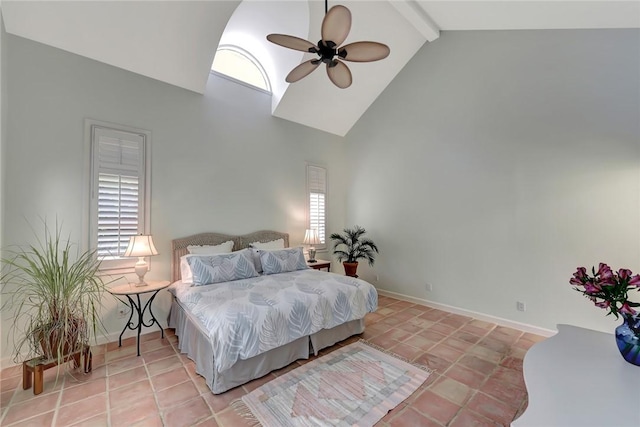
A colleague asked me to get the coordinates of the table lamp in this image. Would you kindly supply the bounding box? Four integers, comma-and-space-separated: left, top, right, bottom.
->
124, 234, 158, 286
302, 229, 321, 263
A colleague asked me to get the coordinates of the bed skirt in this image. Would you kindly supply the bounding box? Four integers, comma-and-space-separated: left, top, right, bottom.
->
168, 298, 365, 394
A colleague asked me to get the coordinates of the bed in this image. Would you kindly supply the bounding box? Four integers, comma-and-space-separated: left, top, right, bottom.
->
167, 230, 378, 394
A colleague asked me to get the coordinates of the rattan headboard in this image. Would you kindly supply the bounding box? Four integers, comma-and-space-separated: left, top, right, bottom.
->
171, 230, 290, 282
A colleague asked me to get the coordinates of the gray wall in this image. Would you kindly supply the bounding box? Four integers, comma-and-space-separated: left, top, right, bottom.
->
347, 29, 640, 333
0, 12, 6, 361
1, 33, 347, 363
0, 15, 4, 247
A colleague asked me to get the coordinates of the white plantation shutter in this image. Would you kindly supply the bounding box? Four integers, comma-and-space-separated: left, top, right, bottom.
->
97, 173, 139, 258
89, 123, 150, 270
307, 165, 327, 245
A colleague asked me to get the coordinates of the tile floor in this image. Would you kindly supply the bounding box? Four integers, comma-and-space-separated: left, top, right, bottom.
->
0, 295, 545, 426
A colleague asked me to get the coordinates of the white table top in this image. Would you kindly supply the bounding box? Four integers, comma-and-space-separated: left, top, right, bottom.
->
513, 324, 640, 427
108, 280, 170, 296
307, 259, 331, 265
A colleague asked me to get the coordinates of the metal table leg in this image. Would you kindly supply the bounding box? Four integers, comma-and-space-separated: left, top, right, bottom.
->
116, 289, 164, 356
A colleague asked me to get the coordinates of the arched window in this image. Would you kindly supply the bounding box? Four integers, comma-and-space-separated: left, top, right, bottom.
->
211, 45, 271, 93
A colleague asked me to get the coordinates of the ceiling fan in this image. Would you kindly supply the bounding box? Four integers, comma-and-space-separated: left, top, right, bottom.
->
266, 1, 390, 89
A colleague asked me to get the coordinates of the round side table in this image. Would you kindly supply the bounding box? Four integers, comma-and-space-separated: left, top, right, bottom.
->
108, 280, 170, 356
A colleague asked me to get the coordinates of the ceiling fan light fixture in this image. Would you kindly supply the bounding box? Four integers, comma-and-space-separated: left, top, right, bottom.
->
266, 1, 390, 89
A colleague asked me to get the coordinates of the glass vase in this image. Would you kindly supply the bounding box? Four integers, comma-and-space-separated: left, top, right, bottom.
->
615, 314, 640, 366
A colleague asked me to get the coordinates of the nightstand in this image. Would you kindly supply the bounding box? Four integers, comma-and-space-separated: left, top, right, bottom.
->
307, 259, 331, 272
108, 280, 170, 356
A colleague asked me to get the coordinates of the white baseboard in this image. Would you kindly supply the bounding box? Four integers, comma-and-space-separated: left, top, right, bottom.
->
377, 288, 557, 338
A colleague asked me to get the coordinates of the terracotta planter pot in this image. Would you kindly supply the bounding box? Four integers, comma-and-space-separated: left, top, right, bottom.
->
343, 262, 359, 278
37, 318, 82, 360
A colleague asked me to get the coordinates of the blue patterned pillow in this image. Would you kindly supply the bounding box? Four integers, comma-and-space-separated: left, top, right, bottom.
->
259, 247, 309, 275
186, 249, 259, 286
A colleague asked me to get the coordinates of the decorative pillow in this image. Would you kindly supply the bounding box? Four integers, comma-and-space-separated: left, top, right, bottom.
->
259, 247, 309, 275
249, 239, 285, 250
181, 254, 229, 284
187, 240, 234, 254
186, 249, 259, 286
248, 239, 285, 272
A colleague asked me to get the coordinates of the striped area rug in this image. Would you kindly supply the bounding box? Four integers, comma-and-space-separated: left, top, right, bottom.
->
234, 340, 431, 426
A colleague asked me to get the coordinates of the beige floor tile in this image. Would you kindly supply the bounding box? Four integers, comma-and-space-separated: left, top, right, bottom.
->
146, 355, 183, 377
430, 377, 474, 406
109, 365, 148, 390
56, 393, 107, 426
60, 377, 106, 407
2, 391, 60, 425
161, 396, 212, 427
110, 395, 159, 426
155, 379, 200, 410
109, 379, 153, 410
150, 366, 190, 392
5, 409, 55, 427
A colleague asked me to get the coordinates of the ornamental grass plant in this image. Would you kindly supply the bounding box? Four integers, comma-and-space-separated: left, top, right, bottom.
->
1, 221, 110, 366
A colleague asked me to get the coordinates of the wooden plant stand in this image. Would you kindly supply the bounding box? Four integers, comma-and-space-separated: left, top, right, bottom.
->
22, 344, 92, 395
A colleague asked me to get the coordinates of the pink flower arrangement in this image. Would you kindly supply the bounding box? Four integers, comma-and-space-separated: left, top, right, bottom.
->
570, 263, 640, 319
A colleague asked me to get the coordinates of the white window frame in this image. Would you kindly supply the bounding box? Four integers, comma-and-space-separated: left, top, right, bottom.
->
211, 45, 272, 94
306, 164, 327, 250
84, 119, 151, 273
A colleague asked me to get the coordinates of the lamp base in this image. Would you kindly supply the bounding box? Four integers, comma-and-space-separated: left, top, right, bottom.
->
134, 258, 149, 287
308, 248, 317, 263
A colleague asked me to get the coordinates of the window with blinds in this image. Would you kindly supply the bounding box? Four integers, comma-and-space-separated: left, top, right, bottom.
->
88, 122, 151, 271
307, 165, 327, 245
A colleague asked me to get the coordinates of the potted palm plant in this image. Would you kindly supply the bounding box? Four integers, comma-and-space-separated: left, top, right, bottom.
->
1, 222, 109, 367
330, 226, 379, 277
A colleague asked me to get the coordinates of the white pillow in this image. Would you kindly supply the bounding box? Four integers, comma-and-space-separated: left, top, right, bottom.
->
248, 239, 285, 273
180, 255, 197, 284
249, 239, 284, 250
187, 240, 234, 254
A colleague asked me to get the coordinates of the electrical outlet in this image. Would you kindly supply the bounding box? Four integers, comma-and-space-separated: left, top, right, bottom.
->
517, 301, 526, 312
426, 283, 433, 292
117, 307, 129, 318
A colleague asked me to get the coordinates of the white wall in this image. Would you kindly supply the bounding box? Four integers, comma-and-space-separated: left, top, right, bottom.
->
347, 29, 640, 334
1, 33, 347, 365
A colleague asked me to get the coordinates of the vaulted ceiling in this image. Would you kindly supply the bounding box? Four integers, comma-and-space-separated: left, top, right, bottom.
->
2, 1, 639, 136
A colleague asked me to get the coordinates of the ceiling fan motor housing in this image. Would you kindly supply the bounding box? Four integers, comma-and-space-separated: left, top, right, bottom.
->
315, 40, 339, 65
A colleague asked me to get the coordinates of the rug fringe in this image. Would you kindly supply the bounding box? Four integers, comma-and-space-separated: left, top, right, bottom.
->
231, 398, 262, 427
358, 339, 433, 374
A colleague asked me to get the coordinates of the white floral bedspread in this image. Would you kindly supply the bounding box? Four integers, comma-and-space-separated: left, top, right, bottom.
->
169, 270, 378, 373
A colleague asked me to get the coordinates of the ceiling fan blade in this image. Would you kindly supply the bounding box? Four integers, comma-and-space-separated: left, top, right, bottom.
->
267, 34, 316, 53
321, 5, 351, 47
286, 60, 321, 83
338, 41, 390, 62
326, 60, 352, 89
